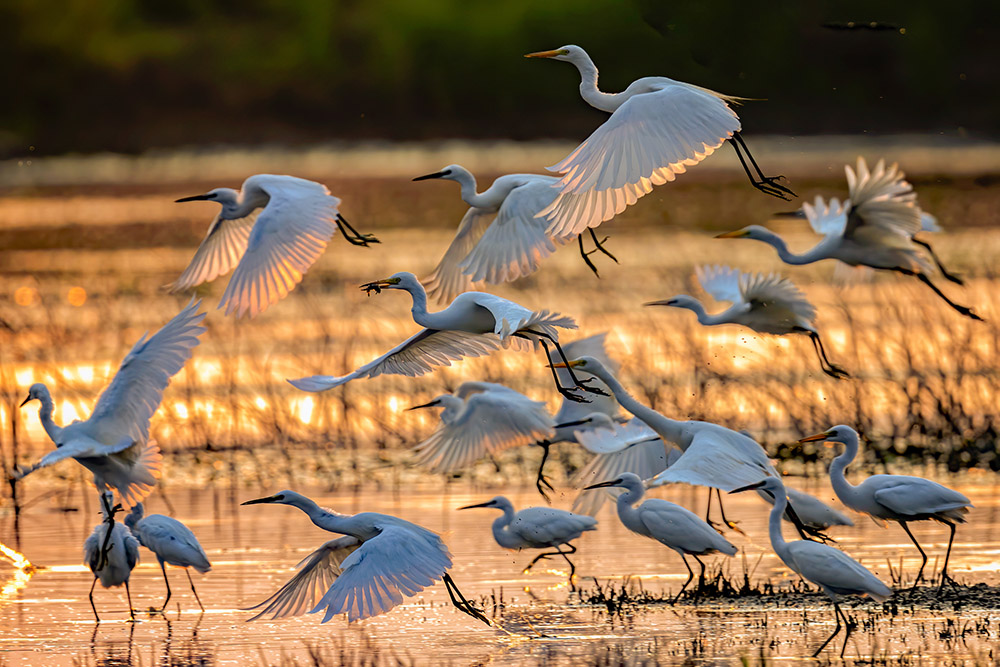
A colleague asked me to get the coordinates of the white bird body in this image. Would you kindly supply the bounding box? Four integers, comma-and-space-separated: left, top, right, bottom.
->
84, 497, 140, 621
416, 165, 575, 302
171, 174, 375, 318
243, 491, 489, 625
288, 272, 578, 395
647, 265, 848, 378
18, 300, 206, 505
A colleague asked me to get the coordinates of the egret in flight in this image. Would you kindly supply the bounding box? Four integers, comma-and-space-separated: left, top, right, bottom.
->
524, 44, 794, 239
459, 496, 597, 582
241, 491, 491, 626
171, 174, 378, 318
799, 425, 972, 587
84, 494, 140, 622
731, 477, 892, 658
646, 265, 849, 379
125, 503, 211, 612
717, 157, 981, 320
553, 356, 843, 540
586, 473, 737, 602
17, 299, 206, 506
288, 272, 601, 402
414, 165, 616, 303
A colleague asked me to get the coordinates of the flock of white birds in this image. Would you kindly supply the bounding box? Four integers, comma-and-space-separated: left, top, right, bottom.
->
12, 44, 981, 658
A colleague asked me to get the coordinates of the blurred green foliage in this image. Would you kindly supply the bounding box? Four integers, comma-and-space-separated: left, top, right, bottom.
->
2, 0, 996, 156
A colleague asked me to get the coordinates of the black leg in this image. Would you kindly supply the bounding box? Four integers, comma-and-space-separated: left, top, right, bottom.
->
336, 213, 379, 246
939, 521, 958, 589
806, 330, 850, 379
914, 273, 982, 321
525, 335, 588, 403
577, 235, 601, 278
442, 573, 492, 627
552, 543, 578, 580
704, 488, 724, 534
125, 580, 135, 621
899, 521, 928, 586
523, 551, 554, 572
812, 601, 843, 657
588, 229, 618, 263
672, 554, 695, 604
152, 561, 172, 613
525, 331, 607, 398
912, 238, 963, 285
716, 490, 746, 535
728, 132, 795, 200
97, 495, 116, 571
693, 554, 707, 595
534, 442, 555, 502
89, 576, 100, 623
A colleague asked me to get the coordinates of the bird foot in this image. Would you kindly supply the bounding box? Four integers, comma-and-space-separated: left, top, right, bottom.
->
938, 572, 960, 591
590, 235, 619, 263
350, 233, 381, 247
723, 519, 747, 537
706, 519, 726, 536
822, 365, 851, 380
752, 176, 795, 201
558, 387, 591, 404
959, 306, 985, 322
576, 378, 609, 396
535, 476, 555, 503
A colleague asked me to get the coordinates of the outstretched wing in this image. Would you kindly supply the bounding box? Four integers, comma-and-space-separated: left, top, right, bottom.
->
649, 428, 776, 491
739, 271, 816, 324
220, 175, 341, 318
696, 265, 744, 304
88, 299, 206, 445
169, 210, 260, 292
14, 435, 134, 479
288, 329, 503, 392
423, 207, 495, 304
540, 83, 740, 237
571, 439, 674, 516
312, 523, 452, 622
843, 158, 922, 240
245, 536, 362, 621
413, 390, 554, 473
801, 195, 849, 237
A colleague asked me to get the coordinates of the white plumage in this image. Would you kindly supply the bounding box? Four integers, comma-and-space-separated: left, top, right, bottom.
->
171, 174, 377, 318
17, 299, 206, 505
84, 496, 140, 622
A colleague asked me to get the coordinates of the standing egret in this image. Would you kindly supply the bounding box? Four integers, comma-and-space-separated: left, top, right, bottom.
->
524, 44, 793, 238
16, 299, 206, 506
717, 157, 981, 320
241, 491, 491, 626
553, 357, 842, 539
124, 503, 211, 612
413, 165, 615, 303
288, 272, 600, 402
731, 477, 892, 658
646, 265, 849, 379
585, 473, 737, 602
171, 174, 378, 318
799, 425, 972, 587
459, 496, 597, 581
84, 493, 140, 622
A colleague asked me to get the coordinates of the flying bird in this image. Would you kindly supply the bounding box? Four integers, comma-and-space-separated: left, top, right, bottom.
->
414, 165, 616, 303
17, 299, 206, 505
524, 44, 794, 239
171, 174, 378, 318
799, 425, 972, 587
84, 494, 140, 623
717, 158, 981, 320
646, 265, 849, 379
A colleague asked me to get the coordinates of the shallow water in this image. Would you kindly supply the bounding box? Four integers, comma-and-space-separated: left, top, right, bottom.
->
2, 480, 1000, 666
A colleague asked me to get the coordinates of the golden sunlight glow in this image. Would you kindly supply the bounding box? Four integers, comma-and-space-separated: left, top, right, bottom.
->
0, 543, 37, 606
254, 396, 267, 410
295, 397, 315, 424
67, 286, 87, 307
14, 286, 39, 307
59, 400, 81, 424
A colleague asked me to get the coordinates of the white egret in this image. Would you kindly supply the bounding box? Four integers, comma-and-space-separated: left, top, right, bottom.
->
553, 356, 843, 540
731, 477, 892, 658
288, 272, 601, 402
586, 473, 737, 602
171, 174, 378, 318
799, 425, 972, 587
124, 503, 211, 612
717, 157, 981, 320
459, 496, 597, 581
413, 165, 616, 303
524, 45, 794, 238
241, 490, 491, 626
84, 493, 140, 622
17, 299, 206, 506
646, 265, 849, 379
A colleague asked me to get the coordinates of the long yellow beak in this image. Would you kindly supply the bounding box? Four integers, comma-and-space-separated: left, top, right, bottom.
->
798, 430, 833, 443
524, 49, 567, 59
715, 229, 749, 239
359, 277, 400, 294
549, 359, 585, 369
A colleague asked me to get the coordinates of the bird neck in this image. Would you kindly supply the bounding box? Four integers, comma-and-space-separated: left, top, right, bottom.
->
490, 505, 521, 549
570, 53, 624, 113
829, 437, 862, 507
289, 496, 354, 536
767, 487, 794, 565
755, 233, 816, 266
124, 504, 143, 529
450, 170, 495, 210
33, 387, 63, 443
614, 483, 644, 530
401, 283, 433, 327
680, 300, 726, 326
437, 395, 465, 423
230, 183, 269, 219
589, 367, 685, 444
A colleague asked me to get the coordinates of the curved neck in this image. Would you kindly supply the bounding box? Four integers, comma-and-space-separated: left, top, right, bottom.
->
756, 233, 820, 266
614, 482, 645, 531
490, 505, 522, 549
569, 54, 623, 113
767, 487, 794, 565
680, 301, 727, 326
588, 366, 684, 444
33, 388, 63, 443
437, 395, 465, 423
232, 184, 269, 219
829, 436, 862, 507
288, 496, 354, 536
401, 284, 432, 326
450, 171, 493, 209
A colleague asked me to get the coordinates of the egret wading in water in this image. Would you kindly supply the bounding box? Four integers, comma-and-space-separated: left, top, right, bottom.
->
586, 474, 737, 602
459, 496, 597, 583
731, 477, 892, 658
717, 157, 982, 321
241, 491, 492, 626
16, 299, 206, 506
84, 493, 140, 623
646, 265, 849, 379
524, 44, 794, 239
288, 272, 602, 402
171, 174, 378, 318
799, 425, 972, 587
125, 503, 211, 612
552, 357, 841, 540
413, 165, 616, 303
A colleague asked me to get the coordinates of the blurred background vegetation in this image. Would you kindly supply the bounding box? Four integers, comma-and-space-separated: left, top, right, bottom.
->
1, 0, 996, 157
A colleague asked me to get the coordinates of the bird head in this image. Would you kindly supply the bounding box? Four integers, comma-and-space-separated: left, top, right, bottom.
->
583, 472, 642, 491
359, 271, 420, 296
798, 424, 856, 446
549, 355, 598, 374
412, 164, 466, 183
406, 397, 444, 411
124, 503, 144, 529
524, 45, 585, 63
175, 187, 237, 205
19, 383, 47, 407
459, 496, 509, 511
644, 295, 699, 311
241, 489, 300, 507
715, 225, 772, 241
